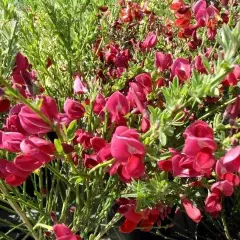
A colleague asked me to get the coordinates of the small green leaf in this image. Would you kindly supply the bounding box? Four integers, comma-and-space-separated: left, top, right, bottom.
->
62, 123, 68, 136
54, 139, 63, 153
89, 234, 95, 240
159, 171, 168, 180
67, 120, 78, 140
172, 121, 184, 126
34, 191, 42, 198
201, 55, 211, 73
172, 76, 179, 90
159, 152, 172, 160
34, 223, 53, 231
173, 111, 185, 122
159, 132, 167, 146
35, 98, 43, 108
69, 176, 84, 185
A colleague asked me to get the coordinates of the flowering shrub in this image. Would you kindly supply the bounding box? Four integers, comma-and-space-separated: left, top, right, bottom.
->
0, 0, 240, 239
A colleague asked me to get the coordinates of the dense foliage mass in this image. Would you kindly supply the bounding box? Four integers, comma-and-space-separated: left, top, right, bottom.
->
0, 0, 240, 239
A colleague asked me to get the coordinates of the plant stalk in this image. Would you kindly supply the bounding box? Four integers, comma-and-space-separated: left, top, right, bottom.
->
0, 183, 39, 240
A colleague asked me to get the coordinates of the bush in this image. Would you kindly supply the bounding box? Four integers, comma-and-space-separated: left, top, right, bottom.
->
0, 0, 240, 239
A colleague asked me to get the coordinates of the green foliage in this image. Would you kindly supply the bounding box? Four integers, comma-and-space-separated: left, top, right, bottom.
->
0, 0, 18, 78
126, 173, 179, 210
0, 0, 240, 239
67, 120, 78, 140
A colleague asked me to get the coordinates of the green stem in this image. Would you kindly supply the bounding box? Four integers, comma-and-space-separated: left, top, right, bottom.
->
141, 129, 153, 140
221, 213, 232, 240
46, 164, 73, 189
59, 188, 71, 222
199, 97, 237, 120
38, 170, 44, 239
94, 213, 122, 240
88, 159, 114, 174
0, 194, 39, 210
0, 183, 39, 240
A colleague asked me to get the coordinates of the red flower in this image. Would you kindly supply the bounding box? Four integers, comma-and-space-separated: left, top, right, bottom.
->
193, 1, 220, 30
192, 0, 207, 16
117, 198, 169, 233
182, 120, 217, 157
184, 120, 214, 139
222, 65, 240, 86
0, 131, 25, 152
106, 91, 129, 123
156, 78, 167, 88
74, 129, 93, 149
215, 158, 227, 179
110, 126, 145, 182
120, 208, 143, 233
14, 152, 51, 172
157, 159, 173, 172
23, 136, 55, 154
141, 32, 157, 50
111, 126, 145, 163
73, 75, 88, 94
18, 96, 58, 135
62, 143, 74, 154
0, 159, 31, 186
205, 192, 222, 217
211, 180, 234, 197
135, 73, 152, 95
116, 155, 145, 182
174, 17, 190, 28
6, 114, 27, 134
53, 224, 81, 240
127, 83, 146, 113
223, 96, 240, 125
14, 137, 55, 172
46, 57, 52, 68
222, 146, 240, 172
115, 49, 131, 68
170, 0, 184, 11
90, 137, 107, 152
93, 143, 110, 163
222, 173, 240, 186
181, 197, 202, 223
84, 153, 99, 168
11, 53, 30, 85
193, 148, 216, 176
188, 31, 202, 51
3, 161, 31, 187
40, 96, 59, 121
0, 99, 11, 113
155, 52, 173, 72
13, 52, 29, 72
64, 99, 85, 120
99, 6, 108, 12
141, 117, 150, 133
233, 64, 240, 79
19, 106, 52, 134
0, 159, 8, 179
194, 55, 207, 74
171, 58, 191, 82
81, 136, 111, 166
221, 0, 229, 7
119, 2, 144, 23
93, 94, 106, 115
57, 113, 72, 127
207, 28, 217, 41
172, 152, 200, 177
